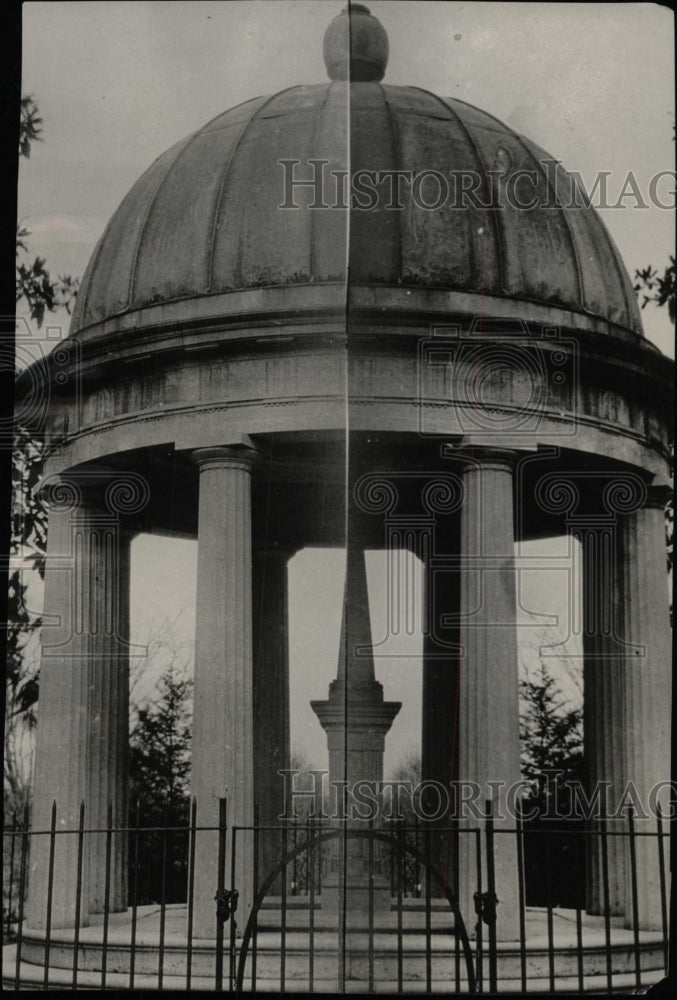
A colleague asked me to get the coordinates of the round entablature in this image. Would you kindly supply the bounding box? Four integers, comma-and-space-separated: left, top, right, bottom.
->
28, 312, 672, 488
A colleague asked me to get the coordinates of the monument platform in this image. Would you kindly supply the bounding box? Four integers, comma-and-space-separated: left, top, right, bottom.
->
3, 898, 667, 992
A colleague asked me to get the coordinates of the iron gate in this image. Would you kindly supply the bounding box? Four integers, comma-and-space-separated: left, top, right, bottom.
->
228, 823, 481, 994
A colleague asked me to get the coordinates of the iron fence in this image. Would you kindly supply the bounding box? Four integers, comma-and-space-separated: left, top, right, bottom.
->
2, 798, 670, 993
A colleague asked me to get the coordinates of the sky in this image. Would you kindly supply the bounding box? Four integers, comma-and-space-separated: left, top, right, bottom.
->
16, 1, 673, 774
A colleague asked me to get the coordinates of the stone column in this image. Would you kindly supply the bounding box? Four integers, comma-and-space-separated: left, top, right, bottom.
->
580, 522, 626, 916
87, 521, 132, 914
421, 563, 461, 896
253, 547, 290, 884
27, 478, 131, 927
456, 451, 522, 941
618, 485, 672, 930
190, 445, 257, 938
28, 488, 90, 929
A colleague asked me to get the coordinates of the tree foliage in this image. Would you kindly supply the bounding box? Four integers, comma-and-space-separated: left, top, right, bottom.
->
519, 661, 584, 816
633, 243, 674, 599
5, 428, 46, 815
519, 662, 586, 907
286, 746, 323, 821
16, 94, 80, 327
18, 96, 43, 159
634, 257, 676, 325
7, 428, 47, 710
128, 653, 193, 906
633, 121, 675, 324
129, 662, 193, 818
390, 747, 421, 820
4, 638, 38, 819
15, 257, 80, 330
6, 93, 79, 755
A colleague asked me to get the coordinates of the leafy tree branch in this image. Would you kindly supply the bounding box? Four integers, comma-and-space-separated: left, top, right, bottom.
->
16, 94, 79, 327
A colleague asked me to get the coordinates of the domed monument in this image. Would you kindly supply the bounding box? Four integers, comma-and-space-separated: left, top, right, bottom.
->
16, 3, 672, 991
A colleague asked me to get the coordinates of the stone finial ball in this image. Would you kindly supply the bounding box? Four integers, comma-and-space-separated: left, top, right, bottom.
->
323, 4, 389, 82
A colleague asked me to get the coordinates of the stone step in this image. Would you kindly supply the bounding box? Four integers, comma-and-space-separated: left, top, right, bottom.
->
2, 947, 667, 993
14, 928, 666, 983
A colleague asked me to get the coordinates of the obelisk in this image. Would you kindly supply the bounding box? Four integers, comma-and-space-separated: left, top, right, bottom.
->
311, 544, 401, 919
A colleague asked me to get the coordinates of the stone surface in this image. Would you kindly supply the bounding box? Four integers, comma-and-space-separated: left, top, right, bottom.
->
86, 518, 131, 915
28, 487, 131, 927
28, 499, 91, 930
190, 446, 258, 937
582, 523, 627, 917
253, 547, 291, 884
422, 559, 461, 896
456, 452, 522, 941
323, 4, 389, 82
8, 902, 668, 992
67, 81, 642, 342
618, 490, 672, 930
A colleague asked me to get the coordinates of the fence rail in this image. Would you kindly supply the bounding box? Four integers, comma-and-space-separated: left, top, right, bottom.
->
2, 798, 670, 993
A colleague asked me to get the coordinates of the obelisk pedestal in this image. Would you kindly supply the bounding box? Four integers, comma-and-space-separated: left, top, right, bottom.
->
311, 695, 400, 920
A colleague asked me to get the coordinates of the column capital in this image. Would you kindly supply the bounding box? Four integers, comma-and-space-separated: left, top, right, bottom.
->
443, 443, 520, 474
38, 468, 150, 519
37, 471, 85, 511
38, 471, 110, 516
191, 444, 259, 473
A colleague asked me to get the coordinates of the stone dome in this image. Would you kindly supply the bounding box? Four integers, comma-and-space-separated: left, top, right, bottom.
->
70, 10, 643, 343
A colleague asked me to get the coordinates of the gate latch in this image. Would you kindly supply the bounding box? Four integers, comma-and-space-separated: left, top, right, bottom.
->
473, 889, 498, 927
215, 887, 239, 923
